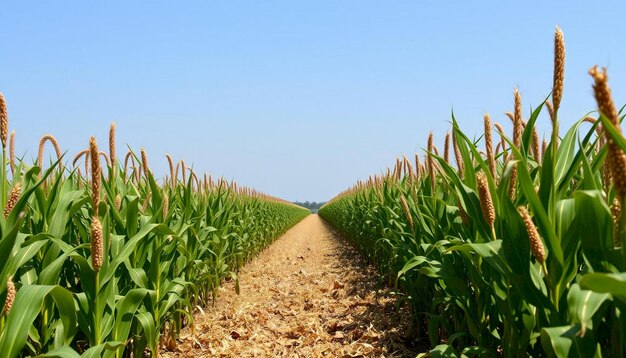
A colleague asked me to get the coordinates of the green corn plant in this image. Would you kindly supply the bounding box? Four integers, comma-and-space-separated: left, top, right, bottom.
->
320, 28, 626, 357
0, 99, 310, 356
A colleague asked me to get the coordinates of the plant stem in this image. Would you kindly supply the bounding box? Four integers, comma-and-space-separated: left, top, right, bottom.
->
94, 272, 101, 345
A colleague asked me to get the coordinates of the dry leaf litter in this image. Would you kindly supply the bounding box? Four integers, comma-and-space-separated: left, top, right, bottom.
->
162, 215, 422, 357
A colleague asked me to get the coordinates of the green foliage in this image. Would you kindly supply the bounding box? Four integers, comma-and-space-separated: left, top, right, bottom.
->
320, 109, 626, 356
0, 150, 309, 357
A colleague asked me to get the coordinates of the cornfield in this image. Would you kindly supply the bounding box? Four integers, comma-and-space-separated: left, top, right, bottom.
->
0, 103, 309, 357
320, 27, 626, 357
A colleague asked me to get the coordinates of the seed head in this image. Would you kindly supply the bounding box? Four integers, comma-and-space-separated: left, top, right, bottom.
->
115, 194, 121, 211
141, 148, 150, 179
394, 157, 402, 181
0, 93, 8, 149
484, 114, 496, 177
590, 66, 620, 128
518, 207, 546, 264
123, 151, 134, 179
583, 116, 603, 153
166, 154, 175, 188
444, 131, 450, 164
3, 278, 15, 315
494, 141, 502, 156
76, 168, 83, 188
509, 89, 523, 198
181, 160, 187, 184
494, 122, 506, 146
403, 156, 409, 177
546, 100, 555, 123
427, 132, 435, 190
91, 217, 103, 272
508, 156, 518, 199
582, 116, 598, 126
38, 134, 63, 171
505, 111, 515, 123
109, 123, 116, 168
452, 131, 464, 177
513, 89, 522, 149
590, 66, 626, 200
532, 127, 541, 163
612, 198, 621, 248
84, 152, 90, 184
191, 171, 200, 192
553, 26, 565, 112
399, 195, 414, 229
603, 158, 613, 191
72, 149, 88, 167
9, 130, 15, 175
163, 194, 169, 219
414, 153, 421, 183
477, 173, 495, 227
4, 183, 21, 218
99, 151, 111, 168
142, 191, 152, 212
403, 156, 415, 184
89, 136, 101, 216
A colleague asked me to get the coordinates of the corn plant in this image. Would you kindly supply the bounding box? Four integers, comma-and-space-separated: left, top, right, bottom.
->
0, 103, 310, 357
320, 28, 626, 357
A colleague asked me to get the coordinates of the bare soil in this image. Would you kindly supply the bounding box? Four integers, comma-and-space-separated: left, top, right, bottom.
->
162, 214, 421, 357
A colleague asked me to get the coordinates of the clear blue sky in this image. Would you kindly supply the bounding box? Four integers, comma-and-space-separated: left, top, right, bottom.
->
1, 1, 625, 202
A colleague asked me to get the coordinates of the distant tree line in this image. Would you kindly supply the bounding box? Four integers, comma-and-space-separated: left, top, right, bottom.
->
293, 201, 326, 212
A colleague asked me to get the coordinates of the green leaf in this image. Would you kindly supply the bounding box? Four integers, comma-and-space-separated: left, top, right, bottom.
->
135, 311, 157, 355
580, 272, 626, 302
34, 346, 81, 358
567, 284, 610, 333
0, 285, 77, 358
541, 324, 599, 358
572, 191, 613, 270
447, 240, 511, 276
80, 342, 125, 358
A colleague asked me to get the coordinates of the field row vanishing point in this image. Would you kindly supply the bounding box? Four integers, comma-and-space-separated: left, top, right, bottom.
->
0, 26, 625, 357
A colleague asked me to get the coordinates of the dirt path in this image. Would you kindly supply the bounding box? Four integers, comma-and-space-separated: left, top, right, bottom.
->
163, 215, 419, 357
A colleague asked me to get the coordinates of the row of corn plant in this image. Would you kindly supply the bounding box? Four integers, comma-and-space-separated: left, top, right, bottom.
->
0, 104, 310, 357
320, 27, 626, 357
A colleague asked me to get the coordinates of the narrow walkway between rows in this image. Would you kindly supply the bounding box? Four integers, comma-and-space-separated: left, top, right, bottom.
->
163, 215, 419, 357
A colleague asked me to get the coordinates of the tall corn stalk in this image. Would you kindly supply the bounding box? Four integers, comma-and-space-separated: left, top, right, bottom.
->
0, 106, 310, 357
320, 28, 626, 357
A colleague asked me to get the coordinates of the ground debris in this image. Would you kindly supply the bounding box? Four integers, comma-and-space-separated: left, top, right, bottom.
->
161, 215, 420, 357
